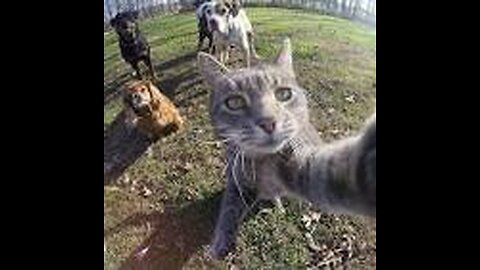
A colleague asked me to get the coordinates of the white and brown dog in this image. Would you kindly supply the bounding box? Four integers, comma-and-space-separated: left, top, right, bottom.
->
195, 0, 215, 53
202, 0, 259, 67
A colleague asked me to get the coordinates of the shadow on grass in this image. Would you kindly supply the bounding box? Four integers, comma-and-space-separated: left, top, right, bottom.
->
104, 73, 132, 105
105, 189, 276, 270
104, 51, 200, 104
104, 110, 183, 184
106, 191, 223, 270
104, 111, 154, 184
156, 67, 201, 100
154, 51, 197, 74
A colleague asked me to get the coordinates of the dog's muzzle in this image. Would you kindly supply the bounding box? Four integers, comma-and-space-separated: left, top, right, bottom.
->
209, 19, 218, 31
131, 93, 143, 105
131, 103, 152, 117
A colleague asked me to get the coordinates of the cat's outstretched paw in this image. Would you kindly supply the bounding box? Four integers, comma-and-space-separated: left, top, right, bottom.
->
206, 237, 236, 260
205, 246, 230, 260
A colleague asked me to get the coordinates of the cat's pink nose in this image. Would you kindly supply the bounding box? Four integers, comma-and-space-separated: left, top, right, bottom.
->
257, 118, 276, 134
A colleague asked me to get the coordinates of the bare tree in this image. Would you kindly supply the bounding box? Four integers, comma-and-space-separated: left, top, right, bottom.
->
349, 0, 360, 16
341, 0, 348, 13
105, 0, 113, 19
367, 0, 375, 16
113, 0, 121, 15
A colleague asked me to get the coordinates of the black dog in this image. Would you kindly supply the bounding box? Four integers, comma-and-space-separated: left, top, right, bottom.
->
110, 11, 157, 79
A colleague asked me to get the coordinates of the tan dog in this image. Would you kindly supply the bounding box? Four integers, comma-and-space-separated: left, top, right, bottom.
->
122, 80, 184, 139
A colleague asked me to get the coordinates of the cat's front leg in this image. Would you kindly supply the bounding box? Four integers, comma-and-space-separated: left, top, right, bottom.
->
209, 175, 253, 259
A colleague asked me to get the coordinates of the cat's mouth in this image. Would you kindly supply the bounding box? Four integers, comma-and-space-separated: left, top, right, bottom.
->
242, 133, 292, 154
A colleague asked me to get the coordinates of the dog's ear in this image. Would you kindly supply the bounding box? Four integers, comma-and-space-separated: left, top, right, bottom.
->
274, 38, 294, 77
230, 0, 241, 16
197, 52, 232, 90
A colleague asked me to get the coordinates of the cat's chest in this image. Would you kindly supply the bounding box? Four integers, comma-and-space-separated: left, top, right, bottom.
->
236, 154, 290, 199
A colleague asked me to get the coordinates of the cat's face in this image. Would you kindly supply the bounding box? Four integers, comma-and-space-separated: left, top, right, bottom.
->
198, 39, 309, 154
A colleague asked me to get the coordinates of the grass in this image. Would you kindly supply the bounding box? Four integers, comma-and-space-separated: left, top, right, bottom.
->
104, 7, 376, 270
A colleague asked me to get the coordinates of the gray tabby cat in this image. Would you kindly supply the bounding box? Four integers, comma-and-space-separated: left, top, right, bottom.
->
197, 38, 376, 259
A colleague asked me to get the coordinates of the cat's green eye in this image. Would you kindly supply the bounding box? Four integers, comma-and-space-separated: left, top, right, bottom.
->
275, 87, 293, 102
225, 96, 247, 111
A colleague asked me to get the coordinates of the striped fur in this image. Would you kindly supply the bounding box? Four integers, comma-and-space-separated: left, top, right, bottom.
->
198, 38, 376, 259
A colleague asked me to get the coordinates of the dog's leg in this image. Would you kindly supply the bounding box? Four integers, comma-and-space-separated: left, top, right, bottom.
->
172, 112, 184, 133
243, 49, 250, 68
131, 62, 142, 79
198, 31, 206, 52
208, 34, 215, 54
247, 32, 260, 60
224, 47, 230, 64
144, 56, 157, 80
218, 45, 225, 64
210, 43, 216, 55
213, 33, 224, 63
241, 39, 250, 67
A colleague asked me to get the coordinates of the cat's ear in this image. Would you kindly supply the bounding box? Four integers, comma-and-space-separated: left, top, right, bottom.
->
197, 52, 231, 89
274, 38, 294, 76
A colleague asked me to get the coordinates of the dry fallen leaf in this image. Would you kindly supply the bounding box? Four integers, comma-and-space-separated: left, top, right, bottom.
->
311, 212, 322, 222
345, 94, 355, 103
121, 174, 130, 185
142, 187, 152, 197
135, 246, 150, 260
302, 214, 312, 228
331, 129, 340, 135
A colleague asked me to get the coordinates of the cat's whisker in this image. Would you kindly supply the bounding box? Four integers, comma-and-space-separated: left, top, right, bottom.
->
231, 148, 249, 208
218, 133, 242, 145
241, 151, 246, 180
251, 157, 256, 183
236, 151, 268, 224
